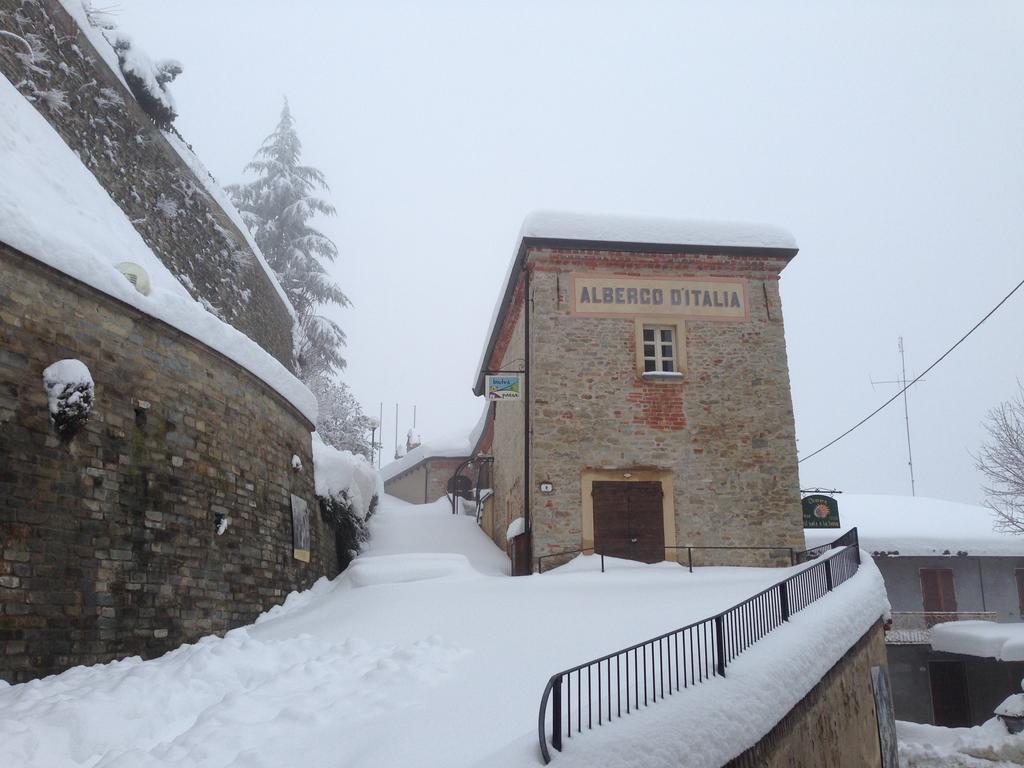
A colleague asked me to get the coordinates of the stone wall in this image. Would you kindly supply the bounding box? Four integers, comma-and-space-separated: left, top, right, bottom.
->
383, 457, 469, 505
0, 245, 336, 683
486, 273, 527, 555
511, 246, 802, 566
0, 0, 294, 366
726, 620, 888, 768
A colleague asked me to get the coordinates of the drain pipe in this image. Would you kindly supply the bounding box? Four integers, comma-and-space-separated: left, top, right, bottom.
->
523, 263, 533, 573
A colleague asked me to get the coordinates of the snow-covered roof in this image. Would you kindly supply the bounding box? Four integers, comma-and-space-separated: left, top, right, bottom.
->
803, 494, 1024, 557
0, 76, 316, 424
379, 404, 489, 482
472, 210, 799, 395
520, 210, 798, 250
931, 621, 1024, 661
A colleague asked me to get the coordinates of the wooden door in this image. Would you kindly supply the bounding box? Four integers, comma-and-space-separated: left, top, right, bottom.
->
929, 661, 970, 727
627, 482, 665, 563
592, 481, 665, 563
920, 568, 957, 626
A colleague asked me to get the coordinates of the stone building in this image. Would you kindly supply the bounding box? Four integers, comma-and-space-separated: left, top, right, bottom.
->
472, 212, 803, 573
0, 0, 338, 682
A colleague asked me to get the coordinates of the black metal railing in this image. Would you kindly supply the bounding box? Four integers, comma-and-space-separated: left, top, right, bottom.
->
792, 528, 859, 564
537, 529, 861, 763
537, 544, 803, 574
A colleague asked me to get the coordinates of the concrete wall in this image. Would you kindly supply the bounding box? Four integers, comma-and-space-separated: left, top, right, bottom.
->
876, 555, 1024, 619
384, 457, 471, 505
384, 464, 429, 504
0, 246, 336, 683
887, 645, 1024, 726
726, 620, 889, 768
0, 0, 294, 366
487, 247, 803, 568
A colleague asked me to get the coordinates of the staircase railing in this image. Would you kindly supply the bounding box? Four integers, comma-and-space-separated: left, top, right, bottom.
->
536, 528, 860, 763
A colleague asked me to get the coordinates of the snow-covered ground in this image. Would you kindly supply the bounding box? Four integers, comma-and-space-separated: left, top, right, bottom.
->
899, 719, 1024, 767
0, 496, 886, 767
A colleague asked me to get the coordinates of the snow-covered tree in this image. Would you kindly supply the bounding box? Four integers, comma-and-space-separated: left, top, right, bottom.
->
975, 383, 1024, 534
309, 375, 374, 460
109, 32, 181, 130
227, 100, 349, 380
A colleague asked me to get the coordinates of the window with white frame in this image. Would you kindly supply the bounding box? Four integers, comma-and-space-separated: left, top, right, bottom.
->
642, 325, 676, 372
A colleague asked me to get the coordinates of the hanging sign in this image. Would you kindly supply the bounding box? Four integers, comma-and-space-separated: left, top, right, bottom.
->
486, 374, 521, 401
802, 494, 840, 529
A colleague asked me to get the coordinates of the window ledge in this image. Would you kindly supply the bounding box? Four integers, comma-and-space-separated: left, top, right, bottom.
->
641, 371, 684, 381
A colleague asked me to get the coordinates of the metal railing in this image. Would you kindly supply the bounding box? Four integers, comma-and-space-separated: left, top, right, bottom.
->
537, 545, 802, 574
885, 611, 999, 645
536, 529, 861, 763
792, 528, 860, 563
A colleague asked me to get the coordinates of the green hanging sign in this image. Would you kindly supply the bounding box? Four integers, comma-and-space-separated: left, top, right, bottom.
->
802, 494, 840, 529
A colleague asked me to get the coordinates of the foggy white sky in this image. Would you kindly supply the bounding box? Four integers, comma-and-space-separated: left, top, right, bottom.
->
114, 0, 1024, 506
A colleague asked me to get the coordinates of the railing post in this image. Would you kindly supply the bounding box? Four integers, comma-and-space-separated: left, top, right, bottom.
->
687, 547, 693, 573
601, 554, 605, 573
789, 547, 795, 566
714, 615, 726, 677
825, 558, 834, 592
780, 581, 790, 622
552, 677, 562, 752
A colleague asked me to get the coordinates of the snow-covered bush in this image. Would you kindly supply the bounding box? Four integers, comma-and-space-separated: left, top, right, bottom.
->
42, 359, 94, 439
312, 433, 383, 569
109, 32, 181, 129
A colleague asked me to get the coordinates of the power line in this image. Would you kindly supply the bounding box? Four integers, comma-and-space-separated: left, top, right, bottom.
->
799, 276, 1024, 465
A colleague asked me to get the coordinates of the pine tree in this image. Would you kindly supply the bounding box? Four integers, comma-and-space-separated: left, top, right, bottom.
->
227, 100, 349, 380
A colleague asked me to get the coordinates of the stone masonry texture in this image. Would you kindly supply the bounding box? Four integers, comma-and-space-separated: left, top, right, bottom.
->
483, 246, 804, 568
726, 620, 888, 767
0, 246, 337, 683
0, 0, 294, 366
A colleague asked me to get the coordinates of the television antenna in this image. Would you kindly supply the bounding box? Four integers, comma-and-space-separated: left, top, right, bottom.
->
870, 336, 921, 496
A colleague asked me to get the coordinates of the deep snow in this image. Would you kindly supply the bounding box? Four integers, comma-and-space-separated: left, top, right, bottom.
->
804, 494, 1024, 557
0, 497, 886, 767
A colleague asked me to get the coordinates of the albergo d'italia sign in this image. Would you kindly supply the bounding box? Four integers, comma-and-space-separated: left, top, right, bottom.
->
571, 274, 747, 320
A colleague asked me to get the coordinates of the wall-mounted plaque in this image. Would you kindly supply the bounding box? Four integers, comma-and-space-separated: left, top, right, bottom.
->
572, 274, 747, 320
291, 494, 310, 562
872, 665, 899, 768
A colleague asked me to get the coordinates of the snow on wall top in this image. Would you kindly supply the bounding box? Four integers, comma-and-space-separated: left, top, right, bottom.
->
930, 621, 1024, 661
55, 0, 129, 91
803, 494, 1024, 557
161, 131, 296, 321
311, 434, 383, 520
472, 210, 798, 394
0, 76, 316, 423
520, 210, 798, 250
379, 404, 489, 483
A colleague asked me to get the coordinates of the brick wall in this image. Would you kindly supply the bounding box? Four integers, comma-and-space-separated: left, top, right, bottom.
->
0, 245, 336, 683
0, 0, 294, 366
